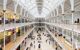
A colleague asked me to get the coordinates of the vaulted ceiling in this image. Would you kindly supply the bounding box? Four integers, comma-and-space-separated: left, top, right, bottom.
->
0, 0, 80, 18
16, 0, 64, 17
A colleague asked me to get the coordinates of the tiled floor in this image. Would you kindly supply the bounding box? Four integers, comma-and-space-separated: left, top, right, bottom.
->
26, 31, 55, 50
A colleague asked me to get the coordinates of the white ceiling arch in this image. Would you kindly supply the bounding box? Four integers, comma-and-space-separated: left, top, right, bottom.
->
14, 0, 64, 17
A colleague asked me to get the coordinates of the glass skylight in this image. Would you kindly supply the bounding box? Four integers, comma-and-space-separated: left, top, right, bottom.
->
16, 0, 64, 17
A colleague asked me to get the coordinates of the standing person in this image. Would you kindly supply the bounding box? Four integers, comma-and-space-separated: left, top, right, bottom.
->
49, 41, 50, 45
55, 47, 57, 50
34, 41, 35, 44
0, 45, 2, 50
46, 39, 47, 43
43, 33, 44, 35
37, 31, 38, 33
30, 42, 33, 47
38, 44, 41, 48
34, 45, 35, 48
26, 47, 28, 50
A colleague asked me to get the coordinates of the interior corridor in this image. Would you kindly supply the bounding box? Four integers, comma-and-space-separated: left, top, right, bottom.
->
0, 0, 80, 50
25, 29, 55, 50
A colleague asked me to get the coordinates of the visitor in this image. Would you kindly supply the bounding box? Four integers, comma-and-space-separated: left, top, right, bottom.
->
38, 44, 41, 48
26, 47, 28, 50
55, 47, 58, 50
30, 42, 33, 47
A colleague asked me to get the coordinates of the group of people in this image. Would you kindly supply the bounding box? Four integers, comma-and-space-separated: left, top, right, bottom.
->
26, 29, 42, 50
